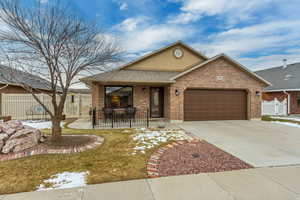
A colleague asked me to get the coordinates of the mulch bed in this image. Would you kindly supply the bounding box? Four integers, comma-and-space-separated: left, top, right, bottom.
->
148, 140, 253, 177
43, 135, 95, 149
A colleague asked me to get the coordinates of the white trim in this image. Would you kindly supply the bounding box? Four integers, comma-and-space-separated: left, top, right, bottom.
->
171, 53, 272, 86
265, 89, 300, 92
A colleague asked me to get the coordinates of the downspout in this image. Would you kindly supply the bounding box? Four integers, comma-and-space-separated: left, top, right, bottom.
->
283, 90, 290, 115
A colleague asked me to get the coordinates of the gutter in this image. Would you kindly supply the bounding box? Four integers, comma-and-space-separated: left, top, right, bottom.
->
283, 90, 290, 115
265, 89, 300, 92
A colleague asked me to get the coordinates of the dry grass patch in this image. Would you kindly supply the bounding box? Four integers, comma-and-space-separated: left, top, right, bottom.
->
262, 116, 300, 124
0, 122, 172, 194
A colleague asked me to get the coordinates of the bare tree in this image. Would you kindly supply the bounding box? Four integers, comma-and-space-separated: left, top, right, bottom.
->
0, 0, 121, 141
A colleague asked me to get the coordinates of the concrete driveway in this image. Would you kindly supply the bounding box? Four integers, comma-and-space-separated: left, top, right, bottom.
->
177, 120, 300, 167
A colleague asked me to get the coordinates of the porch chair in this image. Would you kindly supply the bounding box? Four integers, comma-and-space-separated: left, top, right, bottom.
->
125, 107, 136, 121
102, 107, 113, 123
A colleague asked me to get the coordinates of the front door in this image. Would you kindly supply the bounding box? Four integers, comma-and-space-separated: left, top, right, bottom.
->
150, 87, 164, 118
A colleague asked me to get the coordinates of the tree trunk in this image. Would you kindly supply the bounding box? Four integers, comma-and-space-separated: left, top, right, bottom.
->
51, 118, 62, 141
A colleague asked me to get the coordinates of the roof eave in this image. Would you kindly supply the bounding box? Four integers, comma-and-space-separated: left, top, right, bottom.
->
80, 80, 175, 85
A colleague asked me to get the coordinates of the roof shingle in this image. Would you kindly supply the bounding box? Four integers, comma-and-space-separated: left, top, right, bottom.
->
81, 70, 180, 84
255, 62, 300, 91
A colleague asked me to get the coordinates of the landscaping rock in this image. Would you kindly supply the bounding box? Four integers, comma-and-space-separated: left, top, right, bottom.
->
0, 133, 9, 141
0, 140, 3, 150
0, 121, 45, 154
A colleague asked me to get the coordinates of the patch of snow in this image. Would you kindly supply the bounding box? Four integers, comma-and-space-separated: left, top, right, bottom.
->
132, 129, 192, 154
272, 121, 300, 128
21, 120, 65, 129
271, 117, 300, 122
37, 171, 88, 191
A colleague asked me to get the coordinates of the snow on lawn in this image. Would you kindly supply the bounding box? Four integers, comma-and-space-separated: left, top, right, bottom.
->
37, 171, 88, 191
21, 120, 65, 129
272, 121, 300, 128
271, 116, 300, 122
132, 128, 192, 154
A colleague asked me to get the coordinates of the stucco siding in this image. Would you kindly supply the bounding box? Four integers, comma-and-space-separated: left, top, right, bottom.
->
124, 45, 205, 72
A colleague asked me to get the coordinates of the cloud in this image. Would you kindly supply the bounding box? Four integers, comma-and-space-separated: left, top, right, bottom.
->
114, 16, 196, 55
169, 0, 281, 25
240, 52, 300, 71
39, 0, 48, 4
114, 17, 148, 32
193, 20, 300, 57
119, 2, 128, 10
114, 16, 197, 53
168, 12, 200, 24
122, 24, 195, 52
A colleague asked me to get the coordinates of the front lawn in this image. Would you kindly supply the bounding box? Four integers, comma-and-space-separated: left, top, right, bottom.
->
0, 121, 186, 194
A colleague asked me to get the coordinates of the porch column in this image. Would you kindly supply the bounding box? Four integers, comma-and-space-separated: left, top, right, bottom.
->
133, 85, 150, 111
91, 83, 104, 109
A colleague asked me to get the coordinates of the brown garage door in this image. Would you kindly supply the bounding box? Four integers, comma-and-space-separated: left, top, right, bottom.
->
184, 89, 247, 121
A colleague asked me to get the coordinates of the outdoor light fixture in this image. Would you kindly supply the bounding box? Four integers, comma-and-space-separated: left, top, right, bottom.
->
256, 91, 261, 96
175, 89, 180, 96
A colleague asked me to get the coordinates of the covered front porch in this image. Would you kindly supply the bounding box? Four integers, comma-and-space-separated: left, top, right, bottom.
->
91, 83, 173, 128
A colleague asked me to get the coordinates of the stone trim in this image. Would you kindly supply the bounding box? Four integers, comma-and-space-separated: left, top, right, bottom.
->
0, 135, 104, 162
146, 139, 200, 178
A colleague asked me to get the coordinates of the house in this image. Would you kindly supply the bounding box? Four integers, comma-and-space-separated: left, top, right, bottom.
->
0, 65, 53, 94
0, 65, 92, 119
255, 62, 300, 115
81, 41, 270, 122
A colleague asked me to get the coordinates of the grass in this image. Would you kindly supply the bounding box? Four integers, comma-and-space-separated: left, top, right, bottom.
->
262, 115, 300, 125
0, 120, 171, 195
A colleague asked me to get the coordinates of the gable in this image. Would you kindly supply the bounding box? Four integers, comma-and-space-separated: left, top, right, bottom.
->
173, 57, 268, 89
124, 44, 206, 72
172, 55, 270, 86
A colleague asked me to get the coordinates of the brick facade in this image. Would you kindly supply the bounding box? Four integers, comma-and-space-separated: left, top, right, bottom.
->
91, 57, 266, 121
262, 91, 300, 114
167, 58, 265, 121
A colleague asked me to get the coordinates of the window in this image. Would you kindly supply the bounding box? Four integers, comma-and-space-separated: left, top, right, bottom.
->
105, 86, 133, 108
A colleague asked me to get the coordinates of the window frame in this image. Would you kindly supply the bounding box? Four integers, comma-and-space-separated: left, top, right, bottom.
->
104, 85, 134, 109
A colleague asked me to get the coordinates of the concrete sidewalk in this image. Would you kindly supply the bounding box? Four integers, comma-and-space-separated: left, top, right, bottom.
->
1, 165, 300, 200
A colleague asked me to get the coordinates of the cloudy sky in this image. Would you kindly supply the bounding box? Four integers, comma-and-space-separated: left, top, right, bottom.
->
32, 0, 300, 71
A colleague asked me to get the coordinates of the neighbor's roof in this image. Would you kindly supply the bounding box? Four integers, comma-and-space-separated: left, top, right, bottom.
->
81, 70, 180, 84
255, 62, 300, 91
0, 65, 54, 91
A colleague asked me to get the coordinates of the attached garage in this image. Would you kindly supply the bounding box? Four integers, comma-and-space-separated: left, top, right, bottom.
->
184, 89, 248, 121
